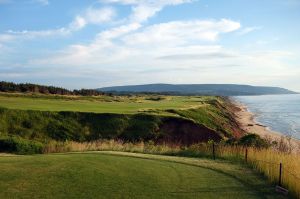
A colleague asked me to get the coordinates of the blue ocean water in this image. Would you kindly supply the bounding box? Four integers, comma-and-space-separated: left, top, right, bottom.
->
234, 94, 300, 140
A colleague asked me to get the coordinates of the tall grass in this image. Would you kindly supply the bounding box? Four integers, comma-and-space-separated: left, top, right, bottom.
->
43, 140, 182, 155
43, 140, 300, 198
246, 148, 300, 198
217, 146, 300, 198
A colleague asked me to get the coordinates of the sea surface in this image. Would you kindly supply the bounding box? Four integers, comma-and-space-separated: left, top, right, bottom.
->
234, 94, 300, 140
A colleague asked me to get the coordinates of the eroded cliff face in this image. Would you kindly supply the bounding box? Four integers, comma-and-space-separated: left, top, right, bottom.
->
166, 97, 245, 140
158, 117, 222, 145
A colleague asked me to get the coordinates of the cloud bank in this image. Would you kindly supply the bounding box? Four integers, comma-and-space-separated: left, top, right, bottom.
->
0, 0, 298, 91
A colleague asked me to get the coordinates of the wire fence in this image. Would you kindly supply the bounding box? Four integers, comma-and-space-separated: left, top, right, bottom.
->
211, 144, 300, 198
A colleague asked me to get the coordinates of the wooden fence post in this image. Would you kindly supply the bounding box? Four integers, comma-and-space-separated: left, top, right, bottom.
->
212, 142, 215, 160
275, 162, 288, 195
279, 163, 282, 186
245, 148, 248, 163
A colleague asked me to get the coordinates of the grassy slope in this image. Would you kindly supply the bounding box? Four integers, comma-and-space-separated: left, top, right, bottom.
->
0, 152, 288, 199
0, 94, 242, 142
171, 98, 242, 137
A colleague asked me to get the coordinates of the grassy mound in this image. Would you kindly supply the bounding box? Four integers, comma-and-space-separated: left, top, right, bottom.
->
0, 152, 287, 199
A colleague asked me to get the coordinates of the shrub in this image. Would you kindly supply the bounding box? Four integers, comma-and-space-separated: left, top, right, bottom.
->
0, 136, 44, 154
120, 114, 161, 142
238, 134, 269, 148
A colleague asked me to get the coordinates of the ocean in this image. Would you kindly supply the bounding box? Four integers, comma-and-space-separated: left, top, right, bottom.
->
234, 94, 300, 140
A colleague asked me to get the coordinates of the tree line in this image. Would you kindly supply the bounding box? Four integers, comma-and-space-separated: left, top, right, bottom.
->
0, 81, 109, 96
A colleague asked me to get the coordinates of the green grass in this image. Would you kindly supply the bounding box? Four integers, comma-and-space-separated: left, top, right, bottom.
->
0, 94, 213, 114
0, 152, 288, 199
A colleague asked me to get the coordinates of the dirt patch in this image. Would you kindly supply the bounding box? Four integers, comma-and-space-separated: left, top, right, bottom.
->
159, 118, 222, 145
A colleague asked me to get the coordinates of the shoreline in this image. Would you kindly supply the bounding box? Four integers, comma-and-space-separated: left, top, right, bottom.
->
231, 99, 300, 151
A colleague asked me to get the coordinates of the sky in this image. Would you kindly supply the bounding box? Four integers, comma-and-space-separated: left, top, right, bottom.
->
0, 0, 299, 91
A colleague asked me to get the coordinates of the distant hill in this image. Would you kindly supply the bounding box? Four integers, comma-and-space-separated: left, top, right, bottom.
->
98, 84, 297, 96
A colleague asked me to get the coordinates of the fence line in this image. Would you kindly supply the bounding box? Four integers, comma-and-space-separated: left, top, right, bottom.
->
248, 158, 278, 165
210, 144, 300, 198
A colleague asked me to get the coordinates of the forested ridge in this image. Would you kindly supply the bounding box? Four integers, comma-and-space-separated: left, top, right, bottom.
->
0, 81, 109, 96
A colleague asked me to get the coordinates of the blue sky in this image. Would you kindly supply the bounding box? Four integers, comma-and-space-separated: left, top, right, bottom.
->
0, 0, 299, 91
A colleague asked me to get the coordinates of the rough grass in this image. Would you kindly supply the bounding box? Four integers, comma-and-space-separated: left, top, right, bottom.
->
0, 152, 288, 199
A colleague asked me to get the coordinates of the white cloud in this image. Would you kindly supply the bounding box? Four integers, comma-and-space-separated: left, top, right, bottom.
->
1, 0, 299, 91
26, 13, 298, 90
97, 23, 141, 40
69, 16, 87, 31
69, 7, 116, 30
123, 19, 241, 46
0, 34, 15, 43
84, 7, 116, 24
41, 22, 143, 66
238, 26, 262, 35
0, 34, 14, 52
1, 7, 115, 41
130, 4, 162, 22
0, 0, 186, 43
29, 18, 241, 67
6, 28, 70, 38
27, 48, 297, 90
103, 0, 193, 22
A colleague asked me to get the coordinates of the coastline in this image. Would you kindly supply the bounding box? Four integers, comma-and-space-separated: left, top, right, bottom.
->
231, 99, 300, 151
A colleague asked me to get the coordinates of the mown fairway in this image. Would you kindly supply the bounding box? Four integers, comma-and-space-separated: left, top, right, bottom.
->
0, 94, 210, 114
0, 152, 287, 199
